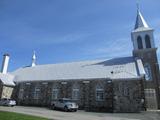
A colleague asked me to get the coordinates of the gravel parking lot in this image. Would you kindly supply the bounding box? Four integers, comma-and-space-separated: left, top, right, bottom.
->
0, 106, 160, 120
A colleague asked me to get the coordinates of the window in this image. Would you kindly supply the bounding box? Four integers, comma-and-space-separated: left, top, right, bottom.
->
124, 87, 129, 96
18, 88, 24, 99
52, 89, 59, 99
137, 36, 143, 49
72, 89, 79, 100
145, 35, 151, 48
118, 83, 129, 96
96, 89, 104, 101
33, 87, 41, 99
144, 63, 152, 81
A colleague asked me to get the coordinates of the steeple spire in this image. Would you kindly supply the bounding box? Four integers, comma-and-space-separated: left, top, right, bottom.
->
134, 2, 149, 30
31, 51, 36, 67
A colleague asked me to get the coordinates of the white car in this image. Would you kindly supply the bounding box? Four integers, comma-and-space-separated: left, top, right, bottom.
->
0, 98, 16, 107
51, 98, 78, 112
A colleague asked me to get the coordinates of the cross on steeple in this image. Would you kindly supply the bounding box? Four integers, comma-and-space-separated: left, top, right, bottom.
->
136, 0, 140, 11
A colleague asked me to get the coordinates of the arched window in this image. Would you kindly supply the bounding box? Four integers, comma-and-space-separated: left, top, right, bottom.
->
145, 35, 151, 48
144, 63, 152, 81
137, 36, 143, 49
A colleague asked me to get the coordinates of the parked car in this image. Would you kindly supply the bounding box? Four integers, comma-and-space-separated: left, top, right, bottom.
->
0, 98, 16, 107
51, 98, 78, 112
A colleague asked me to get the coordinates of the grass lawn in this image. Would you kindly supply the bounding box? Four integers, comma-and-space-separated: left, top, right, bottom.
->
0, 111, 49, 120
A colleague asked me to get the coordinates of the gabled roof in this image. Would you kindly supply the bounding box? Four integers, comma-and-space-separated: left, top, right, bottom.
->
0, 73, 15, 86
12, 57, 145, 82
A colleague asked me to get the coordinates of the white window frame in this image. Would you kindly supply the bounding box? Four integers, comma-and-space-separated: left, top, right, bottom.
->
33, 87, 40, 99
72, 89, 79, 100
119, 83, 129, 96
96, 88, 104, 101
52, 89, 59, 100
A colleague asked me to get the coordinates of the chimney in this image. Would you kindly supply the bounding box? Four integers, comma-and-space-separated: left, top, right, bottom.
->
1, 54, 10, 74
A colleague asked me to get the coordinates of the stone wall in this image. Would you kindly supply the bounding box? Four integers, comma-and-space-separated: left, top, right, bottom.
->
113, 79, 144, 113
14, 78, 143, 112
133, 49, 160, 109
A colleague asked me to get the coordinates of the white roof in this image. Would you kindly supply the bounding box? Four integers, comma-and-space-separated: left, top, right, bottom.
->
0, 73, 15, 86
12, 57, 145, 82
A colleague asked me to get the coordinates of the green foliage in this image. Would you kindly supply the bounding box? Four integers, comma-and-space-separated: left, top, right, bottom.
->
0, 111, 49, 120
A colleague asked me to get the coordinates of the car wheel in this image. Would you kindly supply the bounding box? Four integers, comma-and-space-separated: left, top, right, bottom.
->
51, 105, 55, 110
64, 106, 68, 112
74, 109, 77, 112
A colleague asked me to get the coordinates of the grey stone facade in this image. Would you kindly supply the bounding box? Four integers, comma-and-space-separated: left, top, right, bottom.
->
13, 78, 144, 113
133, 48, 160, 109
113, 79, 144, 112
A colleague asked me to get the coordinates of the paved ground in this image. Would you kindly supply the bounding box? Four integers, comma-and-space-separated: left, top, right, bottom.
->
0, 106, 160, 120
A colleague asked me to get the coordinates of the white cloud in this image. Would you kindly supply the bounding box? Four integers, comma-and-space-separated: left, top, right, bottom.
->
37, 32, 91, 44
83, 37, 133, 60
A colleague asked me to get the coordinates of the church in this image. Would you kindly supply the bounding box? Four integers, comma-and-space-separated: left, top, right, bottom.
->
0, 7, 160, 112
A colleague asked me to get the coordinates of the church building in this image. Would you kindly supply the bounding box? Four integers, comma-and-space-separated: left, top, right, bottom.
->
0, 7, 160, 112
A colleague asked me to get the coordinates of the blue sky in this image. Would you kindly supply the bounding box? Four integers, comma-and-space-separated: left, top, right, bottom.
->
0, 0, 160, 71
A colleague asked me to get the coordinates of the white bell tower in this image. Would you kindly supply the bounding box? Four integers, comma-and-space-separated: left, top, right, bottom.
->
131, 6, 156, 51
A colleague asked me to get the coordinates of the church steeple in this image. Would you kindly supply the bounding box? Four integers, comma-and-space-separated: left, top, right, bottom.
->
131, 5, 155, 51
131, 3, 160, 109
31, 51, 36, 67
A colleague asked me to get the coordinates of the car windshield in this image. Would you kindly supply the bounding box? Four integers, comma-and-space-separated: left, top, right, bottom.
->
63, 99, 72, 102
8, 99, 14, 101
59, 98, 72, 103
